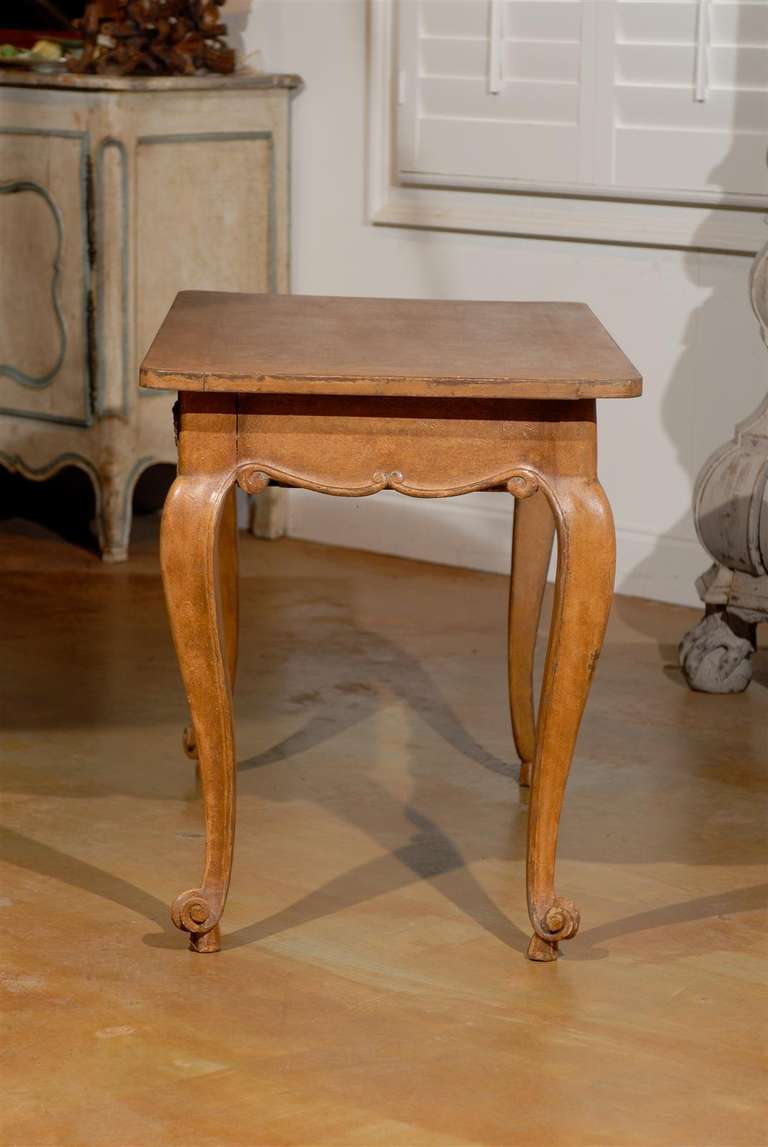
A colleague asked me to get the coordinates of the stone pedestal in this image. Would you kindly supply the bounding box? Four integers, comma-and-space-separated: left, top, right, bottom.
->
680, 242, 768, 692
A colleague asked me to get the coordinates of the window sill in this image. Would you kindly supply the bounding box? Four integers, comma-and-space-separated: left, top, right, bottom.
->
371, 183, 767, 256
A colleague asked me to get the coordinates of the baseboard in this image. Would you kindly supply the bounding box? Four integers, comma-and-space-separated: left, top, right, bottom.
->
287, 489, 706, 608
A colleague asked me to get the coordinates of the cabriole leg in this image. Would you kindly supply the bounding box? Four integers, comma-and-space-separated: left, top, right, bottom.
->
183, 485, 239, 759
161, 472, 238, 952
526, 477, 615, 962
508, 489, 555, 787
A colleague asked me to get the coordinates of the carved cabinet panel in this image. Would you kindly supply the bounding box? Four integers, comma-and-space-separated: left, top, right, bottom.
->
0, 129, 90, 425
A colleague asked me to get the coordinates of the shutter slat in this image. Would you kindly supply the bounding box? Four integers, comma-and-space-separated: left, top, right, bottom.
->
503, 0, 582, 41
421, 37, 581, 82
616, 85, 768, 130
421, 76, 581, 121
615, 129, 768, 196
616, 41, 768, 89
417, 118, 583, 181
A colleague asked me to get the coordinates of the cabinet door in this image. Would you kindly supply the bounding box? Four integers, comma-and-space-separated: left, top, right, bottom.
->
0, 129, 92, 426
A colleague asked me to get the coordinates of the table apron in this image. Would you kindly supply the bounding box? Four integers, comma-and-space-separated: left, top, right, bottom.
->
177, 393, 599, 495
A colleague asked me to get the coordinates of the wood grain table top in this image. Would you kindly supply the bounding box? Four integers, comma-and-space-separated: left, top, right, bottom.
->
140, 291, 642, 400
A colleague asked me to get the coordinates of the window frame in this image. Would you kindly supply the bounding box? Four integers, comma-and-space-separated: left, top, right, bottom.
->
367, 0, 768, 254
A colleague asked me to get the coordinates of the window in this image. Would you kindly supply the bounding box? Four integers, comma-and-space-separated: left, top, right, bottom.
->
369, 0, 768, 251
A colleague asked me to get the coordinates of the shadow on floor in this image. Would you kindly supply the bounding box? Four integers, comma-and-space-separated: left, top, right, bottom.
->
3, 821, 764, 963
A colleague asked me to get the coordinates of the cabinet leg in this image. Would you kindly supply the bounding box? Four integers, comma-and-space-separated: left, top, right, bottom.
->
95, 456, 158, 563
250, 485, 288, 539
183, 485, 239, 759
508, 490, 555, 787
161, 472, 238, 952
526, 477, 615, 962
96, 466, 133, 563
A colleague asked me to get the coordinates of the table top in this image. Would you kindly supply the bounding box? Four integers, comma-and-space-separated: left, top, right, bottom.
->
140, 292, 642, 400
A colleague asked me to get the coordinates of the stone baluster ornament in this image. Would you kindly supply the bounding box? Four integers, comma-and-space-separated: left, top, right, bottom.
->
679, 241, 768, 692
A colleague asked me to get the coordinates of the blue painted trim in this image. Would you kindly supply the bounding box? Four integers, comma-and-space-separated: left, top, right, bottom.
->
138, 130, 277, 395
0, 405, 94, 427
94, 137, 130, 417
0, 128, 93, 427
0, 181, 67, 387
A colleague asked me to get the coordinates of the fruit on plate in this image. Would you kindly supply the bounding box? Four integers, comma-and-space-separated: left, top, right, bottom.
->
31, 40, 64, 60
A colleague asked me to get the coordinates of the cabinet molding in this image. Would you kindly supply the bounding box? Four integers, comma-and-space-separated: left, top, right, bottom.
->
0, 180, 66, 389
0, 127, 92, 424
95, 137, 130, 419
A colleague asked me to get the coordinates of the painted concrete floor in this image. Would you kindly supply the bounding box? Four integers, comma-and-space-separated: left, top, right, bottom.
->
1, 517, 766, 1146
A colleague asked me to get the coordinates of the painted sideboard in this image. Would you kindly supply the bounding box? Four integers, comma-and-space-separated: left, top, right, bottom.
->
0, 70, 301, 560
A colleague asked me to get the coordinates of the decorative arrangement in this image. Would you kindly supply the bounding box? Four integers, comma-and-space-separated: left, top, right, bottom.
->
70, 0, 235, 76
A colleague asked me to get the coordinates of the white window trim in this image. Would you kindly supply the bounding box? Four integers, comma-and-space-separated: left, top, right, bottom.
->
367, 0, 768, 255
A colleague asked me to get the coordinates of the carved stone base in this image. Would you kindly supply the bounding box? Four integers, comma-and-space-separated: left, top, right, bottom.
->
679, 607, 757, 694
682, 242, 768, 693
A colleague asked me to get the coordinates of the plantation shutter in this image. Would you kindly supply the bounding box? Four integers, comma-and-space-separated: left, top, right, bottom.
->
395, 0, 768, 205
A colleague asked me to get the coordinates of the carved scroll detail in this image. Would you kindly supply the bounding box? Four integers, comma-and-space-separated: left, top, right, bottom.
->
527, 896, 581, 961
236, 463, 540, 500
171, 888, 215, 934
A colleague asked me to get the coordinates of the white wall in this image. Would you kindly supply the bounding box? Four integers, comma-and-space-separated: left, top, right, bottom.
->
245, 0, 767, 606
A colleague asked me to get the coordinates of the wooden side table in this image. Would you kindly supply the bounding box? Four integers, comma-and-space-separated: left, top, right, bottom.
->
141, 292, 641, 963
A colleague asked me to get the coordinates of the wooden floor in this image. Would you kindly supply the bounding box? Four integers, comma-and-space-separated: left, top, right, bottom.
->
1, 517, 766, 1147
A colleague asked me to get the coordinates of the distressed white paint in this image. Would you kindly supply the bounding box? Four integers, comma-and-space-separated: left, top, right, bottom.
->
248, 0, 768, 606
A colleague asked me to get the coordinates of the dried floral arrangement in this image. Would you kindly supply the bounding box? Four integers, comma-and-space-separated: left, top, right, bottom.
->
69, 0, 235, 76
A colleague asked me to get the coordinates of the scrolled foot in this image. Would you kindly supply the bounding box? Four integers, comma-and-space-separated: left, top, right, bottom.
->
543, 899, 580, 940
679, 610, 755, 694
527, 898, 580, 962
171, 888, 218, 939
